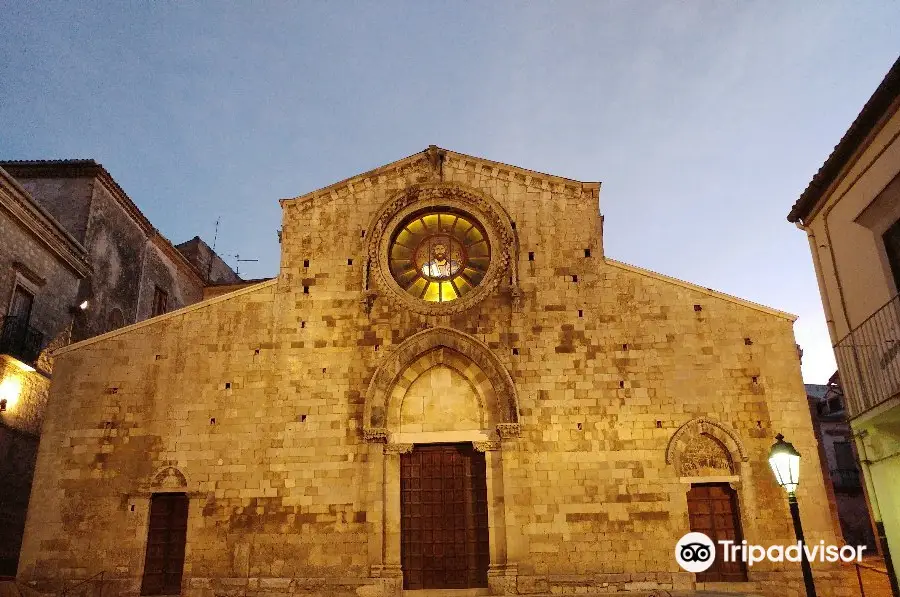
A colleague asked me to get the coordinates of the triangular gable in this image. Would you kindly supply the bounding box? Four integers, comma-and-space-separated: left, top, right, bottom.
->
280, 145, 600, 207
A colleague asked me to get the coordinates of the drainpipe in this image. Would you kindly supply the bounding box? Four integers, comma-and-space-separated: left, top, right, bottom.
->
804, 189, 875, 430
797, 223, 837, 341
854, 431, 900, 596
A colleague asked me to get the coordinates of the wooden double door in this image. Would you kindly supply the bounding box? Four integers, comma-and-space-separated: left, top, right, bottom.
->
687, 483, 748, 582
400, 443, 490, 590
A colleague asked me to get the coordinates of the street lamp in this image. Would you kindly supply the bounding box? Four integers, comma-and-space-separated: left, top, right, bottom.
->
769, 433, 817, 597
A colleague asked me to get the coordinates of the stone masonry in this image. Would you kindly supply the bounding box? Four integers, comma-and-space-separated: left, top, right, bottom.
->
19, 148, 859, 596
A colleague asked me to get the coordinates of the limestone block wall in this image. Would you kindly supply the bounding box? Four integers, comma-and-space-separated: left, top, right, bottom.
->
19, 150, 856, 597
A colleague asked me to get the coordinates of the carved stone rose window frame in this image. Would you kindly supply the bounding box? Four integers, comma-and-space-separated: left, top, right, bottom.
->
364, 182, 518, 315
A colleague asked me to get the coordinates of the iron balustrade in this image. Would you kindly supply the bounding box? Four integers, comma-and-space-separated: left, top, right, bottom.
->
834, 293, 900, 418
0, 315, 44, 366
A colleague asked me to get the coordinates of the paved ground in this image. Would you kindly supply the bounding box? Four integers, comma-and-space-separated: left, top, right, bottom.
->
852, 556, 895, 597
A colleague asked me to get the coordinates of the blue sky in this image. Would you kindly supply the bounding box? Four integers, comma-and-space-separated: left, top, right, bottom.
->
1, 2, 898, 383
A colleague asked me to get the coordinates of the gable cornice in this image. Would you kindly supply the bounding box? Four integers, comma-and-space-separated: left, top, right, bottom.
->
0, 167, 91, 278
280, 145, 600, 209
1, 159, 207, 285
606, 258, 797, 321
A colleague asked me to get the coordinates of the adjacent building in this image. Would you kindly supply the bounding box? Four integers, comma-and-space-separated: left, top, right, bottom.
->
0, 166, 90, 575
0, 160, 241, 342
18, 147, 854, 596
788, 54, 900, 591
806, 375, 875, 550
0, 160, 238, 576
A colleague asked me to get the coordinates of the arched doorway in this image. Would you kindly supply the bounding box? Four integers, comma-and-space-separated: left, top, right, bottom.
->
667, 418, 750, 583
362, 327, 520, 593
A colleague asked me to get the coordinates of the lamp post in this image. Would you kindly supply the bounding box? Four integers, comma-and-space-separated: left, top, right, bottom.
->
769, 433, 817, 597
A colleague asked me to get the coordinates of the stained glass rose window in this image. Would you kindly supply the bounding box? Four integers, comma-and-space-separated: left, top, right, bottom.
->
389, 210, 490, 303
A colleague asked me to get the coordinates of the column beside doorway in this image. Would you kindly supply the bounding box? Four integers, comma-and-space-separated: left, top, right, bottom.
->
364, 425, 518, 594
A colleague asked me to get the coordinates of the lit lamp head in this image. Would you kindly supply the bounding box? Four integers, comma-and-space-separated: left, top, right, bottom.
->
769, 433, 801, 495
69, 300, 89, 315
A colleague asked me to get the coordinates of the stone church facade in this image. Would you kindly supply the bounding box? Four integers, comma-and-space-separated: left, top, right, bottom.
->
19, 148, 854, 596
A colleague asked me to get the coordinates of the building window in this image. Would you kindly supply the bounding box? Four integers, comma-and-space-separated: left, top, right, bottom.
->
389, 210, 490, 303
831, 441, 862, 492
152, 287, 168, 317
140, 493, 188, 595
8, 284, 34, 324
1, 284, 44, 365
834, 442, 856, 469
884, 217, 900, 293
827, 395, 843, 414
107, 308, 125, 333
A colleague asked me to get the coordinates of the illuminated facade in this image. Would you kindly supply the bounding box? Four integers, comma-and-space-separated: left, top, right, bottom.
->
19, 147, 857, 596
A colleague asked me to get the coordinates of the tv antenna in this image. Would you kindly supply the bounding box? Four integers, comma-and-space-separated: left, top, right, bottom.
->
229, 253, 259, 277
207, 217, 221, 283
211, 218, 220, 253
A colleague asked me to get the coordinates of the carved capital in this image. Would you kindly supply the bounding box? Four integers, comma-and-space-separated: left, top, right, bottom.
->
363, 428, 389, 443
473, 440, 501, 452
496, 423, 521, 439
383, 443, 414, 455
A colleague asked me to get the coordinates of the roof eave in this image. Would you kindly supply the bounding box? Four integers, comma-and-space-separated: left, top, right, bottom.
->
788, 55, 900, 225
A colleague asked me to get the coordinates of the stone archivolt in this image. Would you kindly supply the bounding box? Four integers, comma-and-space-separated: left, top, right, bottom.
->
363, 326, 520, 442
146, 465, 188, 491
666, 417, 748, 477
678, 433, 735, 476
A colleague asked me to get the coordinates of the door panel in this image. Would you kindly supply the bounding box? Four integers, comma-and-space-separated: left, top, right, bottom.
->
401, 444, 489, 590
141, 493, 189, 595
687, 483, 748, 582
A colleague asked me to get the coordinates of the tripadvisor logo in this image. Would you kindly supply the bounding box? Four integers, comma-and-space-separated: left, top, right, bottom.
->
675, 532, 716, 573
675, 532, 867, 572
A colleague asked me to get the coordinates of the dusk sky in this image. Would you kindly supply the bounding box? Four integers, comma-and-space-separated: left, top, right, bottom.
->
1, 2, 898, 384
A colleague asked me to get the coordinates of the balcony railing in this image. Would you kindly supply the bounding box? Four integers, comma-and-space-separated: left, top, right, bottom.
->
830, 468, 862, 492
0, 315, 44, 366
834, 293, 900, 418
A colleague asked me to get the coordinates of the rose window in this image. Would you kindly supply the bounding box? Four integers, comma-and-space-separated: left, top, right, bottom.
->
389, 210, 490, 303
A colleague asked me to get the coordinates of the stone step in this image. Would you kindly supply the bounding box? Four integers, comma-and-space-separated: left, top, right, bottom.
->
398, 591, 759, 597
401, 590, 490, 597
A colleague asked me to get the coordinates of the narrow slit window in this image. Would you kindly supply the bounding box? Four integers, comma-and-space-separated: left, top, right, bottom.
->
152, 286, 168, 317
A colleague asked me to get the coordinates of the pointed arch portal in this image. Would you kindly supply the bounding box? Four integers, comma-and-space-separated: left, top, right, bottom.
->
361, 327, 520, 593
